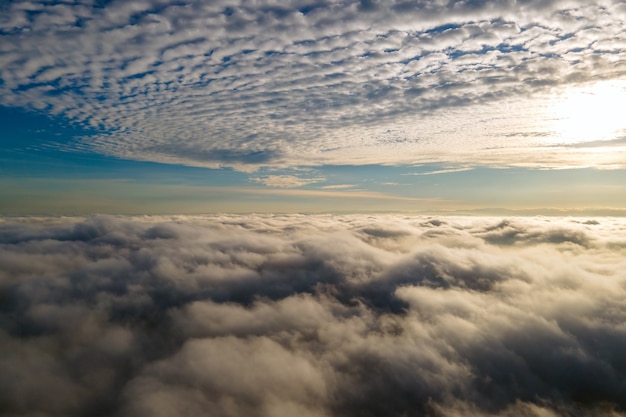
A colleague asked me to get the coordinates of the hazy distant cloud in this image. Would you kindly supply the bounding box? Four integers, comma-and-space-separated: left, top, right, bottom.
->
250, 175, 326, 188
1, 214, 626, 416
409, 167, 474, 175
321, 184, 356, 189
2, 0, 626, 170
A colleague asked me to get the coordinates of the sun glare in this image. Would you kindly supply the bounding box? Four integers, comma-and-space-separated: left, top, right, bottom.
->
547, 80, 626, 144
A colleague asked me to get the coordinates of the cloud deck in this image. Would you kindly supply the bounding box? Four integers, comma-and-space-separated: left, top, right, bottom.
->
1, 214, 625, 416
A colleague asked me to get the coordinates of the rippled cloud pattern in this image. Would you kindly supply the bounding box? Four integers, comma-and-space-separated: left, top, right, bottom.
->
2, 1, 626, 169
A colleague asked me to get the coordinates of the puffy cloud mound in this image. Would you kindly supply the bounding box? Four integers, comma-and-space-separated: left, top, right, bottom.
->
1, 214, 626, 416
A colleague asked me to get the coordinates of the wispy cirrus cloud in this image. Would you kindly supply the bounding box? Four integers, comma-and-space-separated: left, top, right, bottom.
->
250, 175, 325, 188
1, 0, 626, 170
408, 167, 474, 175
321, 184, 356, 189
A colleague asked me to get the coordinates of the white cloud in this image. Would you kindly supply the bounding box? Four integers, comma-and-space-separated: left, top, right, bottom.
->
1, 214, 626, 416
250, 175, 325, 188
1, 1, 626, 170
409, 167, 474, 175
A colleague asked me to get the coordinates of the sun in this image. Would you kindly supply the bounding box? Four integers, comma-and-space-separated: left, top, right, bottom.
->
547, 79, 626, 144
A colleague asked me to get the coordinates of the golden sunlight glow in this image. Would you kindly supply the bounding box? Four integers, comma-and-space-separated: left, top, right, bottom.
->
547, 80, 626, 144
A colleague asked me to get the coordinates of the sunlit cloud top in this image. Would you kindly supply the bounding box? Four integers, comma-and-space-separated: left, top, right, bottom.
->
2, 214, 626, 415
2, 0, 626, 170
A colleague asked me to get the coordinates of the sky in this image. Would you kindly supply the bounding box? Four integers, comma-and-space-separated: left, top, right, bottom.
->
4, 3, 626, 415
2, 0, 626, 214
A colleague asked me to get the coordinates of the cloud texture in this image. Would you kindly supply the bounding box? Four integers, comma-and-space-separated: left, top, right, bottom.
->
1, 214, 626, 416
2, 0, 626, 169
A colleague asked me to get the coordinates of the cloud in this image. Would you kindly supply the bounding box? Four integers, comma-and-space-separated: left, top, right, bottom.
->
2, 1, 626, 170
320, 184, 356, 189
250, 175, 325, 188
1, 214, 626, 416
408, 167, 474, 175
226, 186, 447, 203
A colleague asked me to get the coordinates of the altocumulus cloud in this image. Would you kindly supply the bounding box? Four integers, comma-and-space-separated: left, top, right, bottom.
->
1, 214, 626, 416
2, 0, 626, 169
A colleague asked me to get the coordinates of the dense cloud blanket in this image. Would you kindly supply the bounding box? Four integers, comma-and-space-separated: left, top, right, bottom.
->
1, 215, 626, 416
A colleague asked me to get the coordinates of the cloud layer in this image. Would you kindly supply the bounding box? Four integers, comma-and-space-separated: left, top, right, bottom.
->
1, 214, 626, 416
2, 0, 626, 169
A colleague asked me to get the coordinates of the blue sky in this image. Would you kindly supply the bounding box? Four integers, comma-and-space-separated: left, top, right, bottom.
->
2, 0, 626, 214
